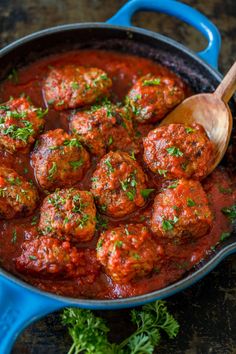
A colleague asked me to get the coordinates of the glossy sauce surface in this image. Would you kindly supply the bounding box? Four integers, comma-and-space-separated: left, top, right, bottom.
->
0, 49, 235, 299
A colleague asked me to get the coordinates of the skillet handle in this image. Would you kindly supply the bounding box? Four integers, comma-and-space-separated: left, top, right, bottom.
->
0, 276, 66, 354
107, 0, 221, 70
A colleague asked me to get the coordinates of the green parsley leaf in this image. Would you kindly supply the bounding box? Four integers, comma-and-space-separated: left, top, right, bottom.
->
220, 232, 231, 242
158, 169, 168, 177
185, 127, 194, 133
11, 229, 17, 244
187, 198, 196, 207
166, 146, 183, 157
62, 300, 179, 354
71, 82, 80, 90
104, 157, 114, 174
167, 181, 179, 189
48, 162, 57, 180
69, 160, 83, 170
143, 78, 161, 86
162, 216, 179, 231
221, 204, 236, 221
141, 189, 155, 198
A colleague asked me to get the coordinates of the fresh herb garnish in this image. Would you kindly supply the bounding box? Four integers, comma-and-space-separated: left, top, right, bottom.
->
187, 198, 196, 207
162, 216, 179, 231
143, 78, 161, 86
220, 232, 231, 242
2, 120, 34, 143
167, 180, 179, 189
69, 160, 83, 170
11, 229, 17, 244
141, 189, 155, 198
158, 169, 168, 177
185, 127, 194, 134
104, 157, 114, 174
48, 162, 57, 180
221, 204, 236, 221
28, 255, 37, 260
71, 82, 80, 90
8, 68, 18, 83
120, 172, 137, 201
62, 300, 179, 354
166, 146, 183, 157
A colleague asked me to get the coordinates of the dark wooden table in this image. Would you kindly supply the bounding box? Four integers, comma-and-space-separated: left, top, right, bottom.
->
0, 1, 235, 353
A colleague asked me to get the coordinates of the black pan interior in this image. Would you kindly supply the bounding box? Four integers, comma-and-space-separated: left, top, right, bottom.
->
0, 24, 235, 282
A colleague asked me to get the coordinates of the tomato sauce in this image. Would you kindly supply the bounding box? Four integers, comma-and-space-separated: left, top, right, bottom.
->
0, 49, 235, 299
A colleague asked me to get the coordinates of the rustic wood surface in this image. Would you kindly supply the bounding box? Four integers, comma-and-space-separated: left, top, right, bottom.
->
0, 0, 235, 353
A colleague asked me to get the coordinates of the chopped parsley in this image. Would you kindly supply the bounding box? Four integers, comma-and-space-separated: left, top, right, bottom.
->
11, 229, 17, 244
2, 120, 34, 143
107, 136, 113, 146
221, 204, 236, 221
220, 232, 231, 242
28, 255, 37, 260
141, 188, 155, 198
120, 172, 137, 201
71, 82, 80, 90
69, 160, 83, 170
36, 108, 48, 119
114, 240, 123, 249
8, 68, 18, 83
96, 238, 104, 250
166, 146, 183, 157
185, 127, 194, 134
218, 186, 232, 195
104, 157, 114, 174
132, 252, 141, 260
187, 198, 196, 207
48, 162, 57, 180
158, 169, 168, 177
167, 180, 179, 189
8, 176, 22, 185
143, 78, 161, 86
162, 216, 179, 231
129, 151, 136, 160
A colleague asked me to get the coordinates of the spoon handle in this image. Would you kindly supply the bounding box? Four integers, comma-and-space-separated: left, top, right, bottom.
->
214, 61, 236, 103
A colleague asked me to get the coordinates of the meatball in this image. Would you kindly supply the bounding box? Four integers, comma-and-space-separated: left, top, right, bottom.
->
43, 65, 112, 110
16, 236, 100, 279
0, 97, 46, 153
70, 101, 139, 157
126, 74, 185, 123
0, 166, 38, 219
39, 189, 96, 242
31, 129, 90, 191
91, 151, 147, 218
151, 179, 213, 241
143, 123, 214, 180
97, 224, 157, 283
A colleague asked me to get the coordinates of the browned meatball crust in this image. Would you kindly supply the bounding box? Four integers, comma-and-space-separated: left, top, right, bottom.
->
151, 179, 213, 241
0, 97, 46, 153
126, 74, 186, 123
97, 224, 158, 283
39, 189, 96, 242
16, 236, 100, 279
43, 65, 112, 110
0, 166, 38, 219
91, 151, 147, 218
31, 129, 90, 191
70, 101, 139, 157
143, 123, 214, 180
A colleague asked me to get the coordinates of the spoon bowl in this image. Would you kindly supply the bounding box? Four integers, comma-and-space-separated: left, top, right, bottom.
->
159, 61, 236, 175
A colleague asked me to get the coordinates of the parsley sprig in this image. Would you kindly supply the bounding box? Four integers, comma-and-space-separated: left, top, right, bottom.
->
62, 300, 179, 354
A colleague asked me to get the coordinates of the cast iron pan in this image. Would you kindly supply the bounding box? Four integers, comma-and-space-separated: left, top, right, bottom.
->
0, 1, 235, 353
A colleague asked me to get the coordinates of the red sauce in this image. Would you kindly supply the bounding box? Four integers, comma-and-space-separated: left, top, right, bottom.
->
0, 49, 235, 299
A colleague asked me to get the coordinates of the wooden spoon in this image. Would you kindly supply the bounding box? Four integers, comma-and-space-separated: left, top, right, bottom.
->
159, 61, 236, 175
